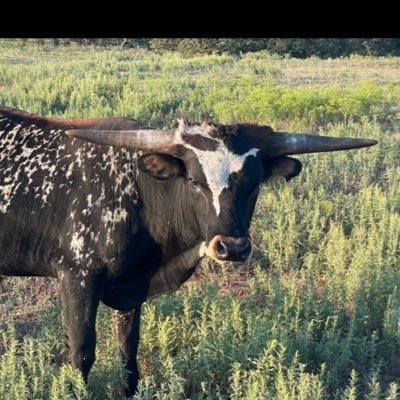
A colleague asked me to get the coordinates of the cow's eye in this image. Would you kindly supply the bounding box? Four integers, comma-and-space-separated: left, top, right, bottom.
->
188, 177, 199, 188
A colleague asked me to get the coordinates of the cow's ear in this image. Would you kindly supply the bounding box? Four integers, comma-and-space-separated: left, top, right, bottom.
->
138, 153, 185, 180
263, 156, 302, 182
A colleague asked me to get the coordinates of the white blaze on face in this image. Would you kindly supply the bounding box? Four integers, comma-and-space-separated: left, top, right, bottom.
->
193, 145, 259, 215
178, 122, 259, 216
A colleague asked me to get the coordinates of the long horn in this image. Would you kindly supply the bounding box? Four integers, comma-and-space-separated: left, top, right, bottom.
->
65, 129, 177, 153
262, 132, 377, 158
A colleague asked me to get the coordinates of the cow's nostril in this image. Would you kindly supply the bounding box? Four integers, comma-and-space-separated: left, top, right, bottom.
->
235, 238, 251, 260
212, 236, 251, 261
238, 238, 250, 253
215, 239, 229, 259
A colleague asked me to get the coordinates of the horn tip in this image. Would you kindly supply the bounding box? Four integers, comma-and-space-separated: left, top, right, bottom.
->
363, 139, 378, 147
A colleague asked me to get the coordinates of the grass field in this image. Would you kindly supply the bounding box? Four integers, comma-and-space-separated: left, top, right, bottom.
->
0, 41, 400, 399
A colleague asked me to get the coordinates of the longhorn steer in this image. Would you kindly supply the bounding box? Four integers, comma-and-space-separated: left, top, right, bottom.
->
0, 106, 377, 395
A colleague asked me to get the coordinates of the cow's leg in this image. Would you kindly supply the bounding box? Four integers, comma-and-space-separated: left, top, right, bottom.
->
0, 276, 5, 294
112, 305, 142, 396
60, 271, 105, 382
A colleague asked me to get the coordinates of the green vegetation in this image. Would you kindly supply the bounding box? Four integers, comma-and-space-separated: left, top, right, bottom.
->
0, 42, 399, 399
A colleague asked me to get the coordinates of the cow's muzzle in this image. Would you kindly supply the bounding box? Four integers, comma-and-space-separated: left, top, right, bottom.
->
206, 235, 251, 262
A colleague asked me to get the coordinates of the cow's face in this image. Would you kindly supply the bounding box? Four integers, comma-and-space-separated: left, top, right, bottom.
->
137, 122, 302, 262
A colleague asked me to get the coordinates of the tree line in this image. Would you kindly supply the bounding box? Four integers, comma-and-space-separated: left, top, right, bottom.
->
12, 38, 400, 58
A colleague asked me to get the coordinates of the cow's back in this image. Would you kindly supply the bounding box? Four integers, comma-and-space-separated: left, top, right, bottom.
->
0, 107, 143, 277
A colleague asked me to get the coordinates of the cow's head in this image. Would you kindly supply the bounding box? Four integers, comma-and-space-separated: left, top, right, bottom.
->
66, 121, 376, 263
